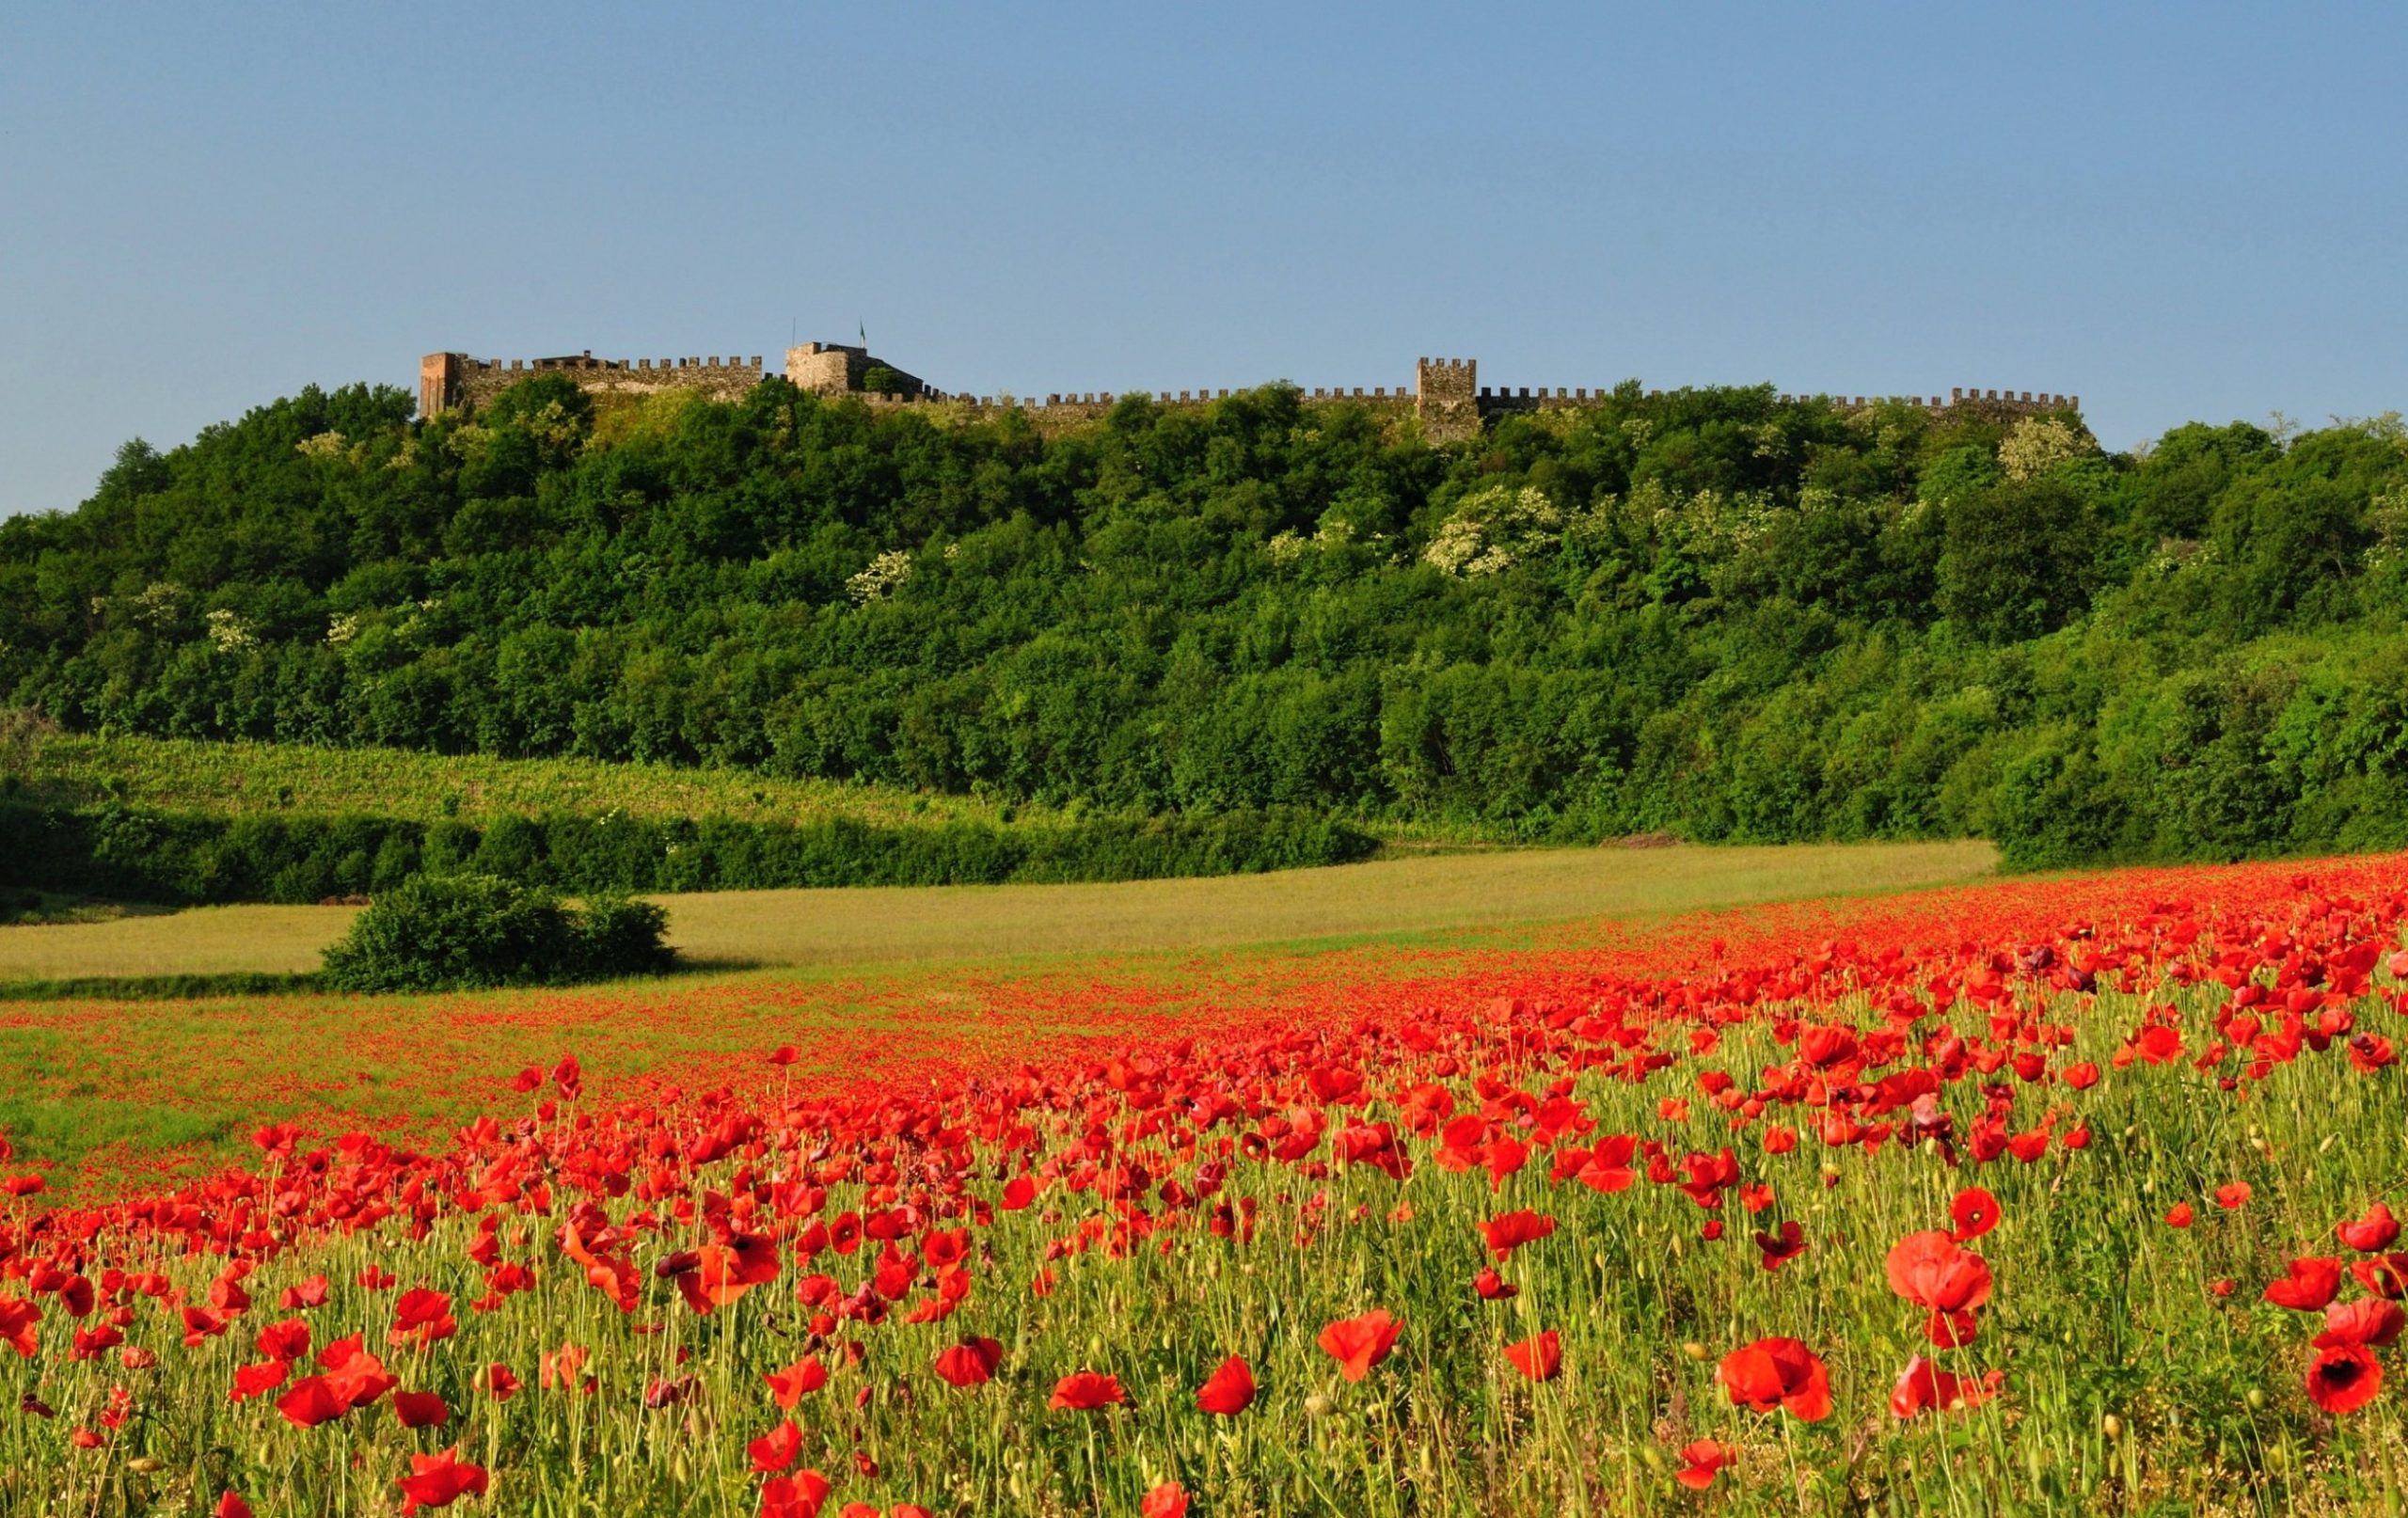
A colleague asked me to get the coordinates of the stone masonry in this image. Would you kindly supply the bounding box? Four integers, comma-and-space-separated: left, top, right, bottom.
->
419, 342, 2079, 436
419, 351, 765, 417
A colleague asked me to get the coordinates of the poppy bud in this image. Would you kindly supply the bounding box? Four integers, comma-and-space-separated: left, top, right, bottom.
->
1682, 1341, 1708, 1362
1304, 1393, 1333, 1417
2102, 1415, 2124, 1440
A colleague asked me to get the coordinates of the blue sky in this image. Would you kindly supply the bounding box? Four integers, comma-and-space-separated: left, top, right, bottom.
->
4, 2, 2403, 515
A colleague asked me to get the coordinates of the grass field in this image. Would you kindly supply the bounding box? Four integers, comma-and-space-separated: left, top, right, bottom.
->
16, 729, 1063, 829
0, 838, 1996, 982
0, 839, 1995, 1187
0, 853, 2401, 1515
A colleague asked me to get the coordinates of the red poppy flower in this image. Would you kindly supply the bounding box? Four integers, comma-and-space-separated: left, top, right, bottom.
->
2306, 1343, 2382, 1414
1000, 1176, 1038, 1210
1885, 1231, 1994, 1313
390, 1289, 457, 1349
275, 1375, 348, 1430
215, 1494, 254, 1518
541, 1342, 589, 1392
394, 1391, 449, 1429
2215, 1182, 2252, 1210
2354, 1255, 2408, 1300
2316, 1299, 2406, 1350
1317, 1309, 1403, 1382
1478, 1210, 1558, 1262
256, 1318, 311, 1364
1048, 1370, 1127, 1411
1141, 1483, 1189, 1518
1949, 1188, 2001, 1241
1754, 1221, 1808, 1272
481, 1364, 520, 1401
749, 1418, 804, 1473
933, 1337, 1004, 1388
1674, 1439, 1734, 1490
395, 1447, 488, 1514
0, 1298, 36, 1358
1718, 1336, 1832, 1421
1195, 1353, 1256, 1415
1473, 1267, 1518, 1301
2263, 1257, 2343, 1312
325, 1346, 398, 1409
279, 1276, 330, 1311
2164, 1203, 2194, 1228
2338, 1203, 2401, 1254
230, 1360, 291, 1403
1505, 1330, 1562, 1383
1890, 1354, 2004, 1416
759, 1471, 832, 1518
766, 1357, 830, 1407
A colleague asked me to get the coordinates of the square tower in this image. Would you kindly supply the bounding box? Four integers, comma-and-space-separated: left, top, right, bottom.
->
1416, 357, 1480, 442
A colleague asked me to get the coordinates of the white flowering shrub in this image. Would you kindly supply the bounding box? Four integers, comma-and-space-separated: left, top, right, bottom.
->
848, 550, 915, 604
1999, 417, 2090, 482
1422, 485, 1564, 577
204, 609, 257, 654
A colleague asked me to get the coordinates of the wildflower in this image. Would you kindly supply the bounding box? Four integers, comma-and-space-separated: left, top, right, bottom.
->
2263, 1257, 2343, 1313
766, 1357, 830, 1406
1195, 1353, 1256, 1415
2306, 1344, 2382, 1414
749, 1418, 804, 1473
1504, 1330, 1562, 1383
1718, 1336, 1831, 1422
1950, 1188, 2001, 1241
1891, 1354, 2004, 1416
2338, 1203, 2401, 1253
1317, 1310, 1403, 1382
1047, 1370, 1126, 1410
394, 1390, 450, 1429
395, 1447, 489, 1513
933, 1338, 1003, 1388
1675, 1439, 1734, 1490
1478, 1210, 1557, 1262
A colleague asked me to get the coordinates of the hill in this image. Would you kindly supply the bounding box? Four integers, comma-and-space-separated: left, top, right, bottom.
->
4, 374, 2406, 869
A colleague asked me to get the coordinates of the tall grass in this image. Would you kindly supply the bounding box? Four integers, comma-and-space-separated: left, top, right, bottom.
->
0, 863, 2400, 1513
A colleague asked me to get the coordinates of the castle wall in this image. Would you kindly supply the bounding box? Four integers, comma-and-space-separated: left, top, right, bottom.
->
784, 342, 928, 399
420, 347, 2079, 435
420, 353, 765, 416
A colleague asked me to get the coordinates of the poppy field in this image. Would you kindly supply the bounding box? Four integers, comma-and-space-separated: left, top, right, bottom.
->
2, 855, 2406, 1515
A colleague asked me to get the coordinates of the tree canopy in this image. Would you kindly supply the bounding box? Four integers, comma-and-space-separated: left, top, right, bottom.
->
6, 375, 2407, 867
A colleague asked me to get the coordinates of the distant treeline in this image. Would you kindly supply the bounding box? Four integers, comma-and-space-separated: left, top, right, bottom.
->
5, 372, 2408, 868
0, 802, 1373, 904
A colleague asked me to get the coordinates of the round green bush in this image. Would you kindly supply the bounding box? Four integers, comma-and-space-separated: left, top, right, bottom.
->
320, 873, 673, 992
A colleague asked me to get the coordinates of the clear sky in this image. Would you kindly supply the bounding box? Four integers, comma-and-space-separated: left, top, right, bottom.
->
4, 2, 2403, 516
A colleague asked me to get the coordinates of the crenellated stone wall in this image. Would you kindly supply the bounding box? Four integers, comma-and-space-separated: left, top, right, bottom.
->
419, 344, 2080, 435
420, 352, 765, 417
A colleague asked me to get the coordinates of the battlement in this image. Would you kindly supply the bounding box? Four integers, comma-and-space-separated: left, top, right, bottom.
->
418, 343, 2080, 436
420, 351, 764, 416
1415, 356, 1482, 441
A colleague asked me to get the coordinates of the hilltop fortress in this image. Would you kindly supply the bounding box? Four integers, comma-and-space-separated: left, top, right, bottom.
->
419, 343, 2076, 444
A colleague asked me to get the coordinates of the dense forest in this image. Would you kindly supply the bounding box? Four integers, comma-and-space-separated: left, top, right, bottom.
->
4, 372, 2406, 869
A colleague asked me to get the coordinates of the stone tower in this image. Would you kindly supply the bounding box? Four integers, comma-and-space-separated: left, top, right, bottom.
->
1416, 357, 1480, 443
